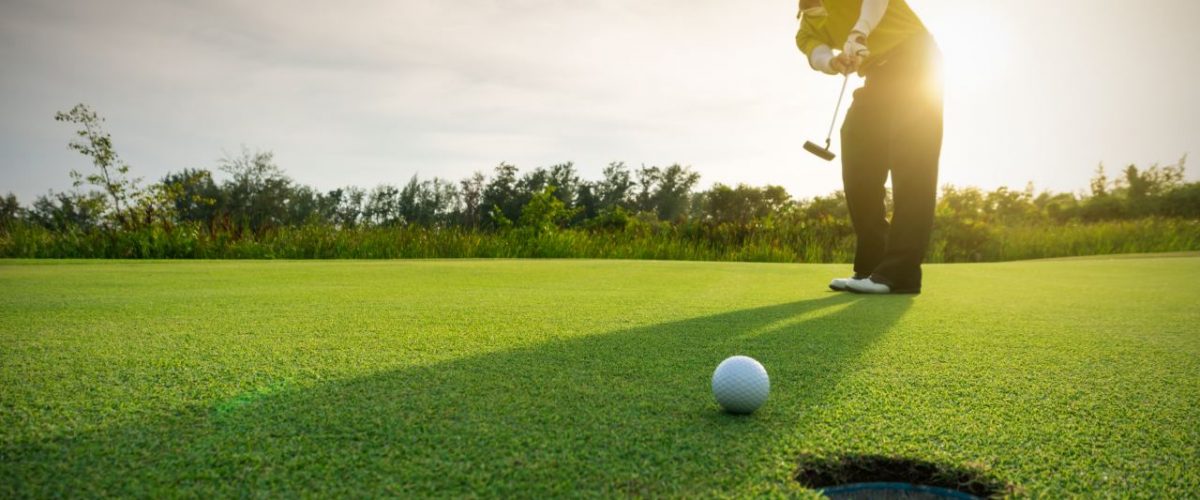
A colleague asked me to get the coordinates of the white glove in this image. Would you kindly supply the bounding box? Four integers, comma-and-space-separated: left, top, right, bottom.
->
808, 45, 838, 75
843, 31, 870, 66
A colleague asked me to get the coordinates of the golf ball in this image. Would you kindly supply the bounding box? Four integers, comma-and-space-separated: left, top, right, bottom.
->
711, 355, 770, 414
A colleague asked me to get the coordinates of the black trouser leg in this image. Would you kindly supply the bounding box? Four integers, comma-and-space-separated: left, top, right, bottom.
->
872, 85, 943, 290
840, 88, 891, 279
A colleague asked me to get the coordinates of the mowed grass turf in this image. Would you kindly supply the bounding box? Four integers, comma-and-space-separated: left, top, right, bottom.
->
2, 257, 1198, 497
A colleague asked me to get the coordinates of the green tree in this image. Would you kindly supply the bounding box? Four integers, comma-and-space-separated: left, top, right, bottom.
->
365, 184, 403, 226
1034, 191, 1080, 222
799, 191, 849, 221
1090, 164, 1109, 198
598, 162, 634, 210
127, 171, 218, 229
635, 164, 701, 222
1120, 162, 1183, 199
219, 148, 296, 231
482, 163, 521, 228
160, 169, 219, 225
459, 171, 486, 228
395, 175, 460, 227
28, 191, 107, 231
574, 182, 601, 223
652, 164, 701, 222
319, 187, 365, 228
696, 184, 792, 225
0, 193, 21, 230
546, 162, 580, 208
285, 185, 323, 225
54, 104, 141, 227
518, 186, 574, 235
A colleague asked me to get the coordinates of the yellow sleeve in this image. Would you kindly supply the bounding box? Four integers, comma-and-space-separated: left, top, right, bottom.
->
795, 13, 833, 57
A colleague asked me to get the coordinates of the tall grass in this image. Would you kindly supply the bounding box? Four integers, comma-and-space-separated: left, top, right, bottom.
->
3, 218, 1198, 262
984, 219, 1200, 261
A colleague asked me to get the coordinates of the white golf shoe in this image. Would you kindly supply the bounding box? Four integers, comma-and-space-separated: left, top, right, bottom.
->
829, 275, 868, 292
846, 277, 892, 294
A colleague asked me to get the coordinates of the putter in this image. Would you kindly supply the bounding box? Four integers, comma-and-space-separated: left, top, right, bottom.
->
804, 74, 850, 162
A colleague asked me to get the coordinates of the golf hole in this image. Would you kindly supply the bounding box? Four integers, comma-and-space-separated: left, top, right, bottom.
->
793, 454, 1017, 499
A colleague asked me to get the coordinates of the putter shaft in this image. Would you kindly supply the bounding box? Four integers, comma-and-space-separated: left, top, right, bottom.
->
825, 74, 850, 148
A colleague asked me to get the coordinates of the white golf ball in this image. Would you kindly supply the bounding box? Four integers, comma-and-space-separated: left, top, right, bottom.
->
711, 355, 770, 414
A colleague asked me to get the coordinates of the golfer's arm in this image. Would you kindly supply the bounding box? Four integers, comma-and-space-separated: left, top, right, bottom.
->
852, 0, 889, 36
795, 15, 832, 67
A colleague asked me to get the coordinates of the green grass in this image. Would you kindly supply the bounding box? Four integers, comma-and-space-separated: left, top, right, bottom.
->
4, 217, 1199, 263
2, 257, 1198, 497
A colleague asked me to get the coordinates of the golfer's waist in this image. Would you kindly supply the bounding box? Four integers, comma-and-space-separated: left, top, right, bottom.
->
861, 33, 939, 77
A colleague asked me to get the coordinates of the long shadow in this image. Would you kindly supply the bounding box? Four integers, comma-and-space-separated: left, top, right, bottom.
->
7, 293, 912, 497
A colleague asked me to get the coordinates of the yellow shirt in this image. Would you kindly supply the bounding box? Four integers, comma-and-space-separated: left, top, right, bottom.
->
795, 0, 927, 70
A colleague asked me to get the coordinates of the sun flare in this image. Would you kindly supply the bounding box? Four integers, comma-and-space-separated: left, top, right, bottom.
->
920, 3, 1013, 90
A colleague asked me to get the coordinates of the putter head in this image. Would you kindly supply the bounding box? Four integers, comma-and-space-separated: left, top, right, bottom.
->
804, 141, 836, 161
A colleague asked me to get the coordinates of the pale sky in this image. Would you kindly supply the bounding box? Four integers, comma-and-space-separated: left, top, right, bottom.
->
1, 0, 1197, 203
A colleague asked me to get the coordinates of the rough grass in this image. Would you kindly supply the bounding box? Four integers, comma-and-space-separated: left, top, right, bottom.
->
4, 217, 1198, 263
1, 257, 1198, 497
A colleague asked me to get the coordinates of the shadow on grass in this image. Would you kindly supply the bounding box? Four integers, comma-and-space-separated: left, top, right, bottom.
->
7, 293, 913, 497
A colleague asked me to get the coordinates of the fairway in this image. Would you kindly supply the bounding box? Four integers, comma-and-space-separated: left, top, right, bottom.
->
2, 257, 1198, 497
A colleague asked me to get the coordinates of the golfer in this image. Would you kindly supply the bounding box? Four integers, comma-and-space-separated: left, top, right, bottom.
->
797, 0, 942, 294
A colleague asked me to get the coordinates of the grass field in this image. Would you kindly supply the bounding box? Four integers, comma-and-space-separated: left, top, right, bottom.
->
2, 257, 1199, 497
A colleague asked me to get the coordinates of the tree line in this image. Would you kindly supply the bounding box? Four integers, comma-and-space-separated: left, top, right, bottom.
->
1, 104, 1198, 262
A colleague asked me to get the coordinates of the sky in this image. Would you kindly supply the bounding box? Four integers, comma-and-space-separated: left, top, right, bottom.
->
1, 0, 1198, 203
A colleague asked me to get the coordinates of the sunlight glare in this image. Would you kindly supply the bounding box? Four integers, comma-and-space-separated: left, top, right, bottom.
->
920, 3, 1013, 93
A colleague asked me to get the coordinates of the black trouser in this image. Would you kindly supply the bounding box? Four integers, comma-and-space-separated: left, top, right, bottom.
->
841, 34, 943, 293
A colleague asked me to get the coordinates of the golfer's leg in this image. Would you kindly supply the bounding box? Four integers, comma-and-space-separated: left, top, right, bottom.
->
872, 75, 943, 291
840, 88, 891, 278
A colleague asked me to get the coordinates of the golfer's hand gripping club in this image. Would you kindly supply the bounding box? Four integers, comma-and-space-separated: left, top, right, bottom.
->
841, 32, 870, 73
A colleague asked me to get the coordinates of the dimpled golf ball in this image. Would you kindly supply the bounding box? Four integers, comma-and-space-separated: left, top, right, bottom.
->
711, 355, 770, 414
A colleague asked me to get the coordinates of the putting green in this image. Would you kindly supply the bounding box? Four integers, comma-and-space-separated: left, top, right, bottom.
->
2, 257, 1197, 496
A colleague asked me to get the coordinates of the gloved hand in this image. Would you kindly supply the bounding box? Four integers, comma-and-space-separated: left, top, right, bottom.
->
842, 31, 870, 68
832, 52, 856, 75
810, 45, 855, 75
